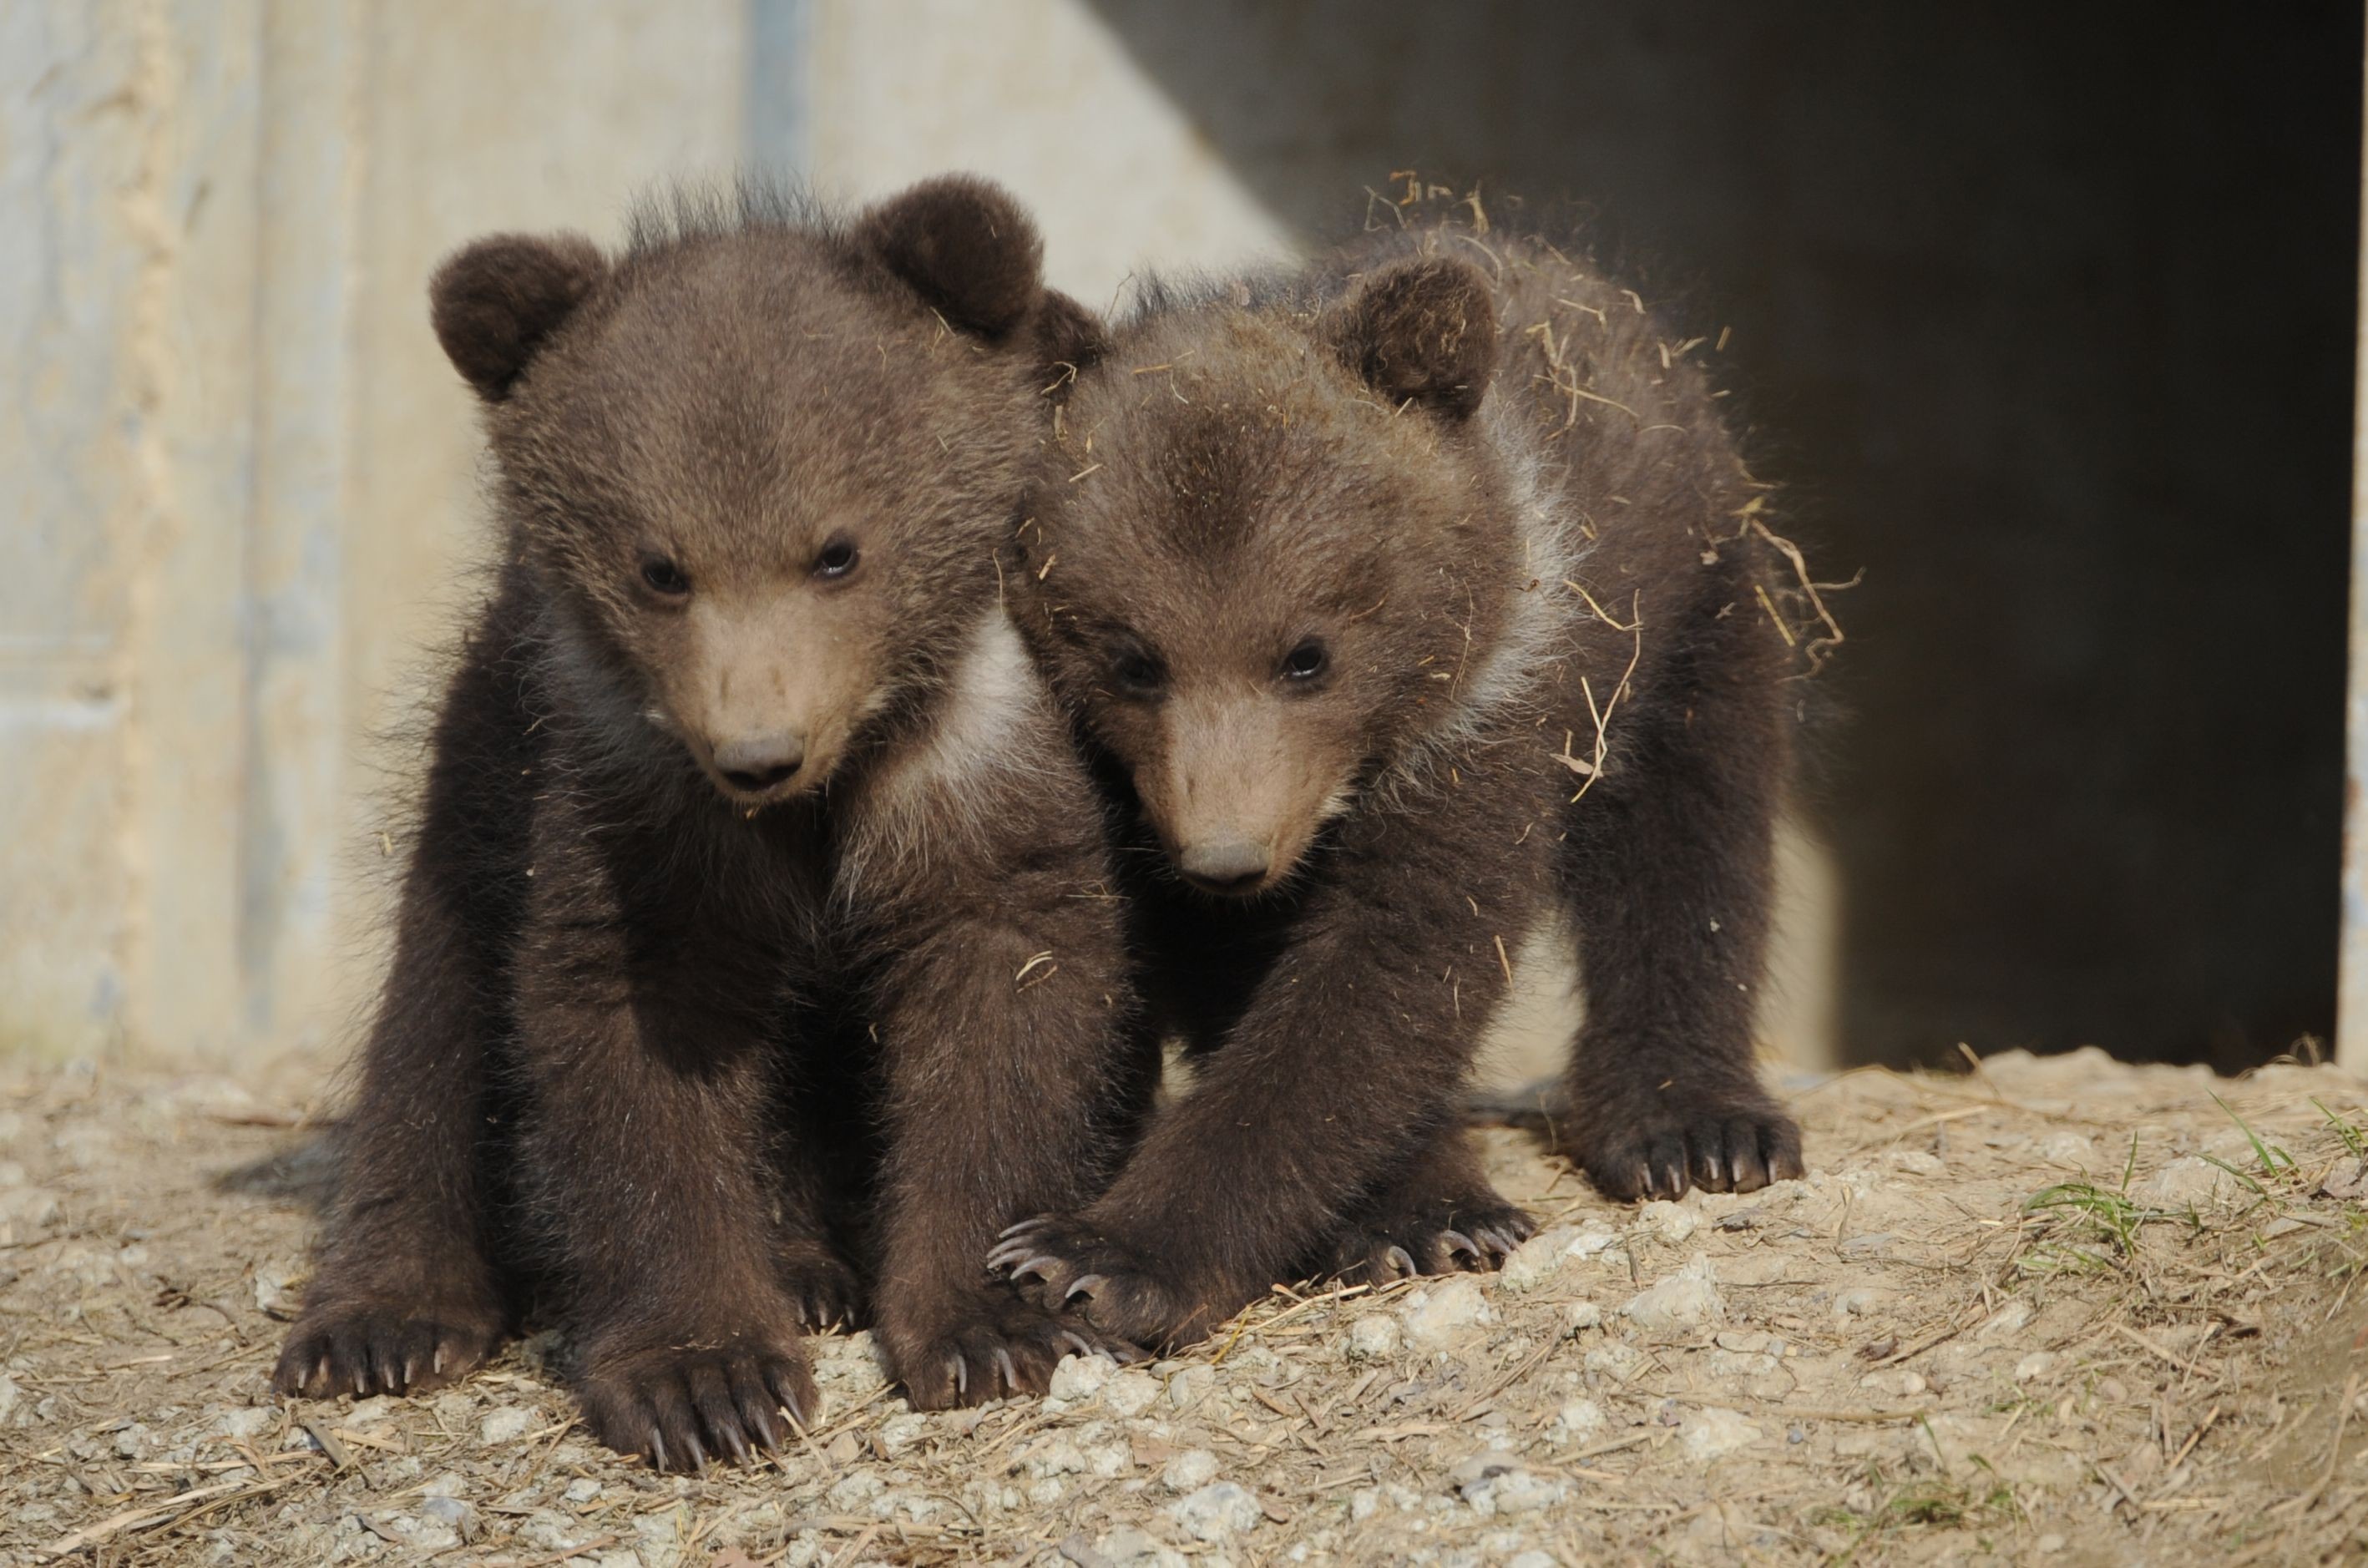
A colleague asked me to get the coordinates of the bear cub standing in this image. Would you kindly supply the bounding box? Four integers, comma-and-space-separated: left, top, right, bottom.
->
994, 201, 1807, 1349
274, 178, 1151, 1464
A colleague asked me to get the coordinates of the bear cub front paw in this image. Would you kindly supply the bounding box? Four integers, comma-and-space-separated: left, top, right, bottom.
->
987, 1213, 1222, 1350
1561, 1075, 1805, 1201
273, 1294, 504, 1399
574, 1329, 816, 1471
1316, 1195, 1536, 1287
878, 1286, 1141, 1410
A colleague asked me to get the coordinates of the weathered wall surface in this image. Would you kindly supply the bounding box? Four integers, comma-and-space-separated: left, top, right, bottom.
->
3, 1, 744, 1067
797, 0, 1293, 308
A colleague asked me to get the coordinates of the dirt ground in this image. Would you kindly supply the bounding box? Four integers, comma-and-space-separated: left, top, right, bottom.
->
5, 1049, 2368, 1566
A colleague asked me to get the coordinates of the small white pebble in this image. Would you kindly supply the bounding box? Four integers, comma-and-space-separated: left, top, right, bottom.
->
1047, 1353, 1116, 1403
1399, 1277, 1494, 1346
1553, 1399, 1606, 1441
343, 1395, 399, 1428
215, 1406, 275, 1440
1623, 1257, 1723, 1333
1161, 1449, 1219, 1494
1583, 1341, 1649, 1382
1497, 1227, 1581, 1291
875, 1412, 929, 1454
1347, 1314, 1402, 1360
1680, 1406, 1761, 1461
1564, 1222, 1619, 1257
1637, 1201, 1698, 1244
1168, 1480, 1262, 1541
420, 1471, 468, 1500
478, 1408, 534, 1444
1023, 1437, 1087, 1479
1098, 1368, 1161, 1419
1095, 1525, 1166, 1565
420, 1495, 476, 1537
1165, 1364, 1214, 1411
1976, 1299, 2035, 1339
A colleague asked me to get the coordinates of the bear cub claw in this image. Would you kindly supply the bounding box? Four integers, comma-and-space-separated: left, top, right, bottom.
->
574, 1333, 816, 1472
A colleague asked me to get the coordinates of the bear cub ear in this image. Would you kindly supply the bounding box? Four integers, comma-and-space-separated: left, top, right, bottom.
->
855, 175, 1045, 340
1032, 289, 1111, 399
1324, 256, 1498, 419
429, 232, 608, 402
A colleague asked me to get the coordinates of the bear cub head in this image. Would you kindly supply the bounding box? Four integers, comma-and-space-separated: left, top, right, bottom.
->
433, 175, 1053, 808
1018, 255, 1531, 896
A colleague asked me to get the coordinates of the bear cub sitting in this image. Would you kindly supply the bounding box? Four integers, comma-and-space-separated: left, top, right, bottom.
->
274, 178, 1151, 1465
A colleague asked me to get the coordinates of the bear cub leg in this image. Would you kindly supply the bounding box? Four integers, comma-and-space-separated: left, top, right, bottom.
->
1556, 589, 1805, 1201
511, 839, 821, 1469
272, 634, 526, 1400
271, 989, 509, 1399
760, 1053, 871, 1333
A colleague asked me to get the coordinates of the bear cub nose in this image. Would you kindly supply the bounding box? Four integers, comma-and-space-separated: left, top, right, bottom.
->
714, 733, 806, 794
1178, 838, 1271, 893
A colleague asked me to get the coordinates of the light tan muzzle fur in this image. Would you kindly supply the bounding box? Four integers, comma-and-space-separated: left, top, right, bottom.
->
657, 589, 877, 805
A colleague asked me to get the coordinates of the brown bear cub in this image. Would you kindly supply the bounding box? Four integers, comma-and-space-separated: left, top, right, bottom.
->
273, 178, 1155, 1465
991, 207, 1807, 1349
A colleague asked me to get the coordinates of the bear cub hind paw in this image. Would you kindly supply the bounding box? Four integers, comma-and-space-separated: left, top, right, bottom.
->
774, 1241, 866, 1333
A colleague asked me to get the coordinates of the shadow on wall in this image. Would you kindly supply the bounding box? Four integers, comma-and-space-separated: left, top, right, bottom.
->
1085, 0, 2363, 1070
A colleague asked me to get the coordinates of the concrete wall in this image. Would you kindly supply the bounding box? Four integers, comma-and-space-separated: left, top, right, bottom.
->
3, 0, 745, 1067
797, 0, 1293, 307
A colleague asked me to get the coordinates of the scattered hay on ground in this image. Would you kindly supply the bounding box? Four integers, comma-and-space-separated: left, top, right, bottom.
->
3, 1047, 2367, 1565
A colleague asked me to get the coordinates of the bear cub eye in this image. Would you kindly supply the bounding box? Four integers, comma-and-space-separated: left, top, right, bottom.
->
1282, 640, 1328, 680
1112, 650, 1164, 695
813, 537, 860, 580
640, 556, 691, 596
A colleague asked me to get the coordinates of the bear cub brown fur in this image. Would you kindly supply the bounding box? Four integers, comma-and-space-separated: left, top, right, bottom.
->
273, 178, 1154, 1465
992, 205, 1807, 1350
